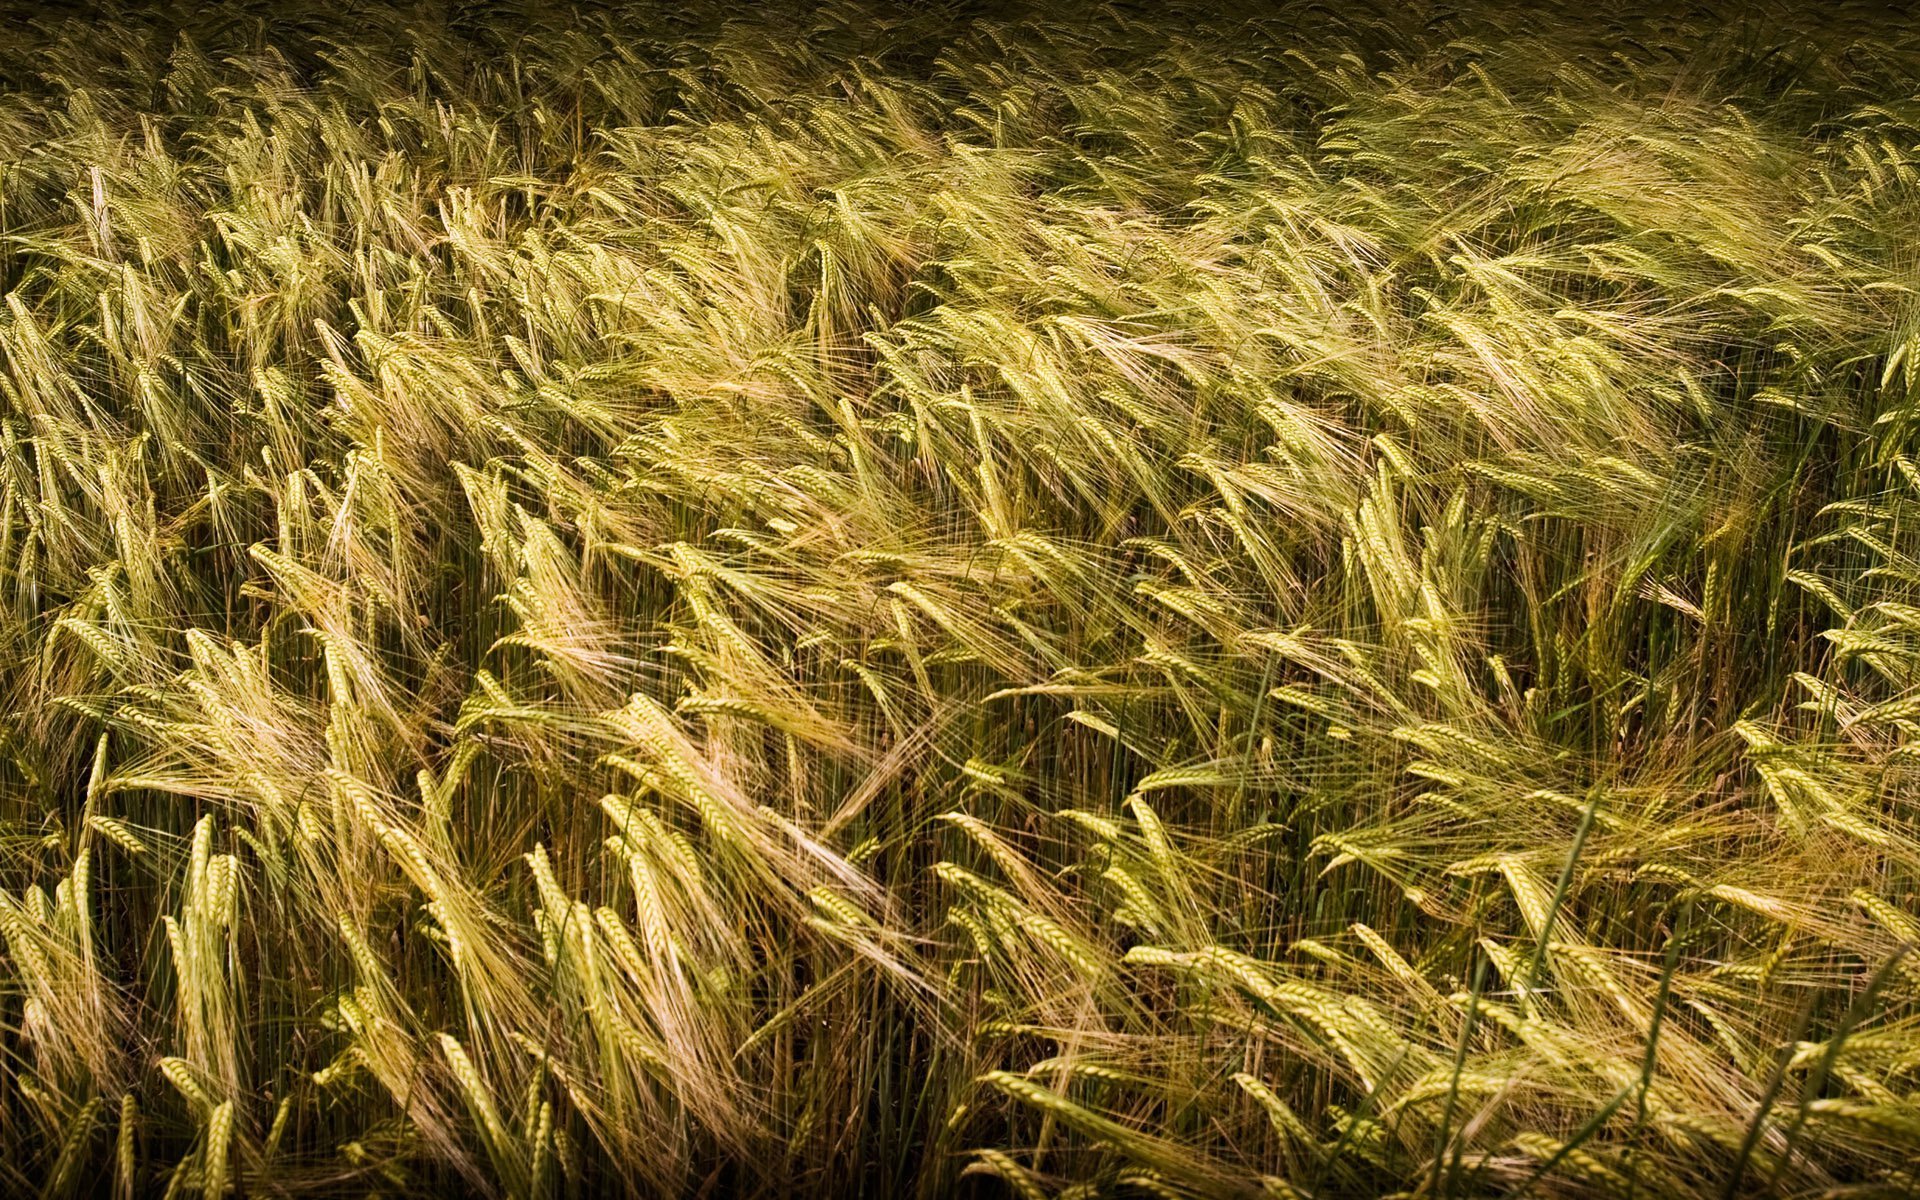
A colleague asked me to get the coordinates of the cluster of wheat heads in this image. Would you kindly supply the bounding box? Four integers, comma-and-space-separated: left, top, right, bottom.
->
1, 0, 1919, 1194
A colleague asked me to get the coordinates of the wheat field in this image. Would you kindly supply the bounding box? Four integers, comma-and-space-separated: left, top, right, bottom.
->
1, 0, 1918, 1195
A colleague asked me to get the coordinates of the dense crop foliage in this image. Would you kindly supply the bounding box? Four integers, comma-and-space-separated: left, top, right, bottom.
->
2, 0, 1920, 1194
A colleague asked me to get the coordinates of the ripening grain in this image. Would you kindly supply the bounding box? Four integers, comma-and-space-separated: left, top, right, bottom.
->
0, 0, 1918, 1196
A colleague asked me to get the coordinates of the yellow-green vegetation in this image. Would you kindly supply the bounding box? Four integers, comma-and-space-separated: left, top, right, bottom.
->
2, 0, 1919, 1194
